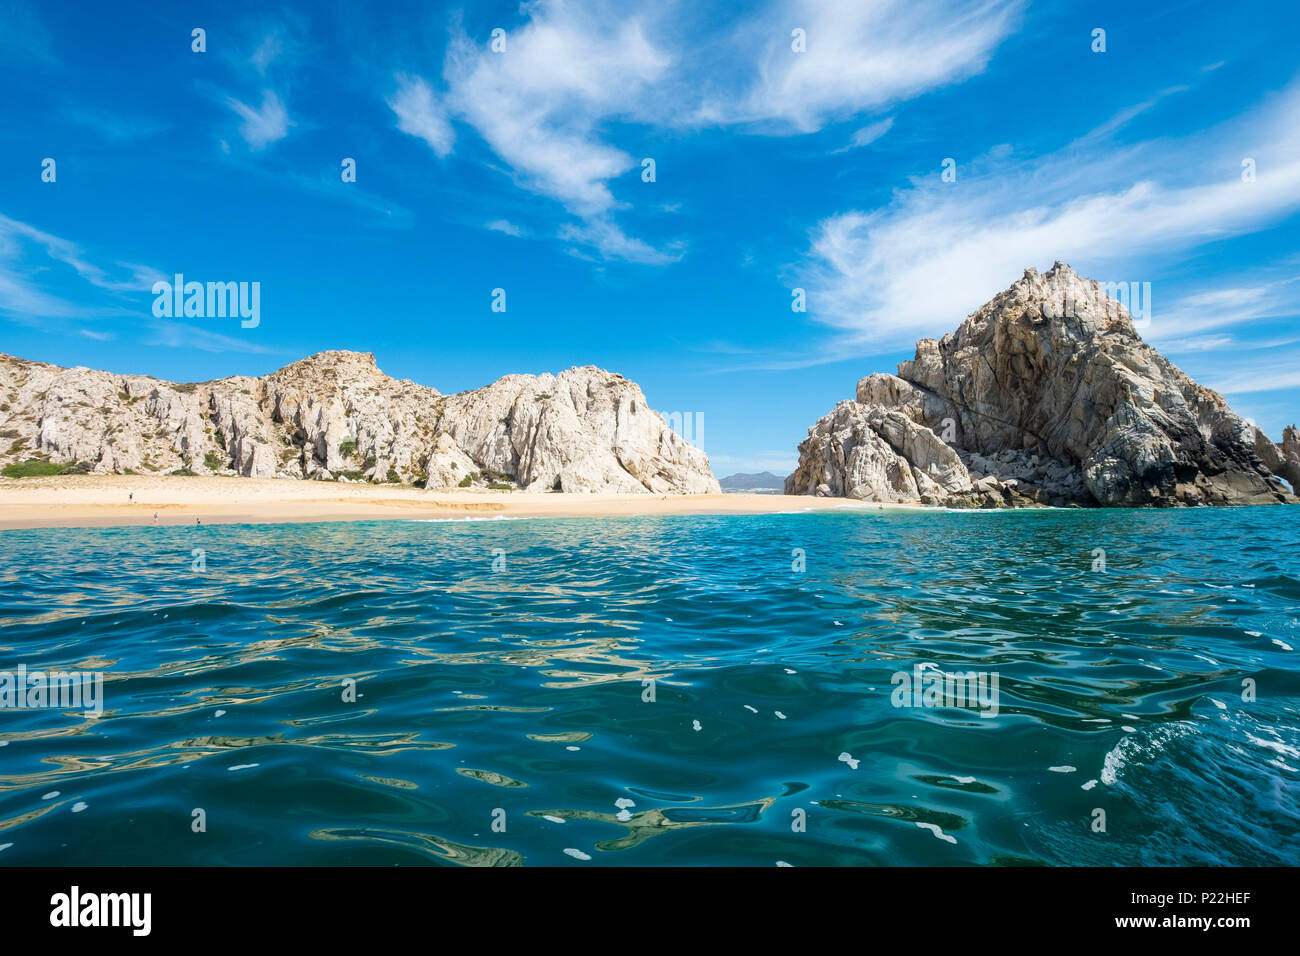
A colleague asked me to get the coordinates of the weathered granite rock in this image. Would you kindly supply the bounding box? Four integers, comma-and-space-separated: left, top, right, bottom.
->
0, 350, 719, 494
423, 433, 479, 489
785, 401, 972, 504
437, 367, 717, 494
1276, 425, 1300, 494
788, 263, 1297, 508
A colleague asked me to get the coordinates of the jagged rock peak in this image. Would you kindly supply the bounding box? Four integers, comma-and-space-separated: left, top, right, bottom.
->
279, 349, 378, 370
952, 260, 1141, 349
788, 264, 1297, 509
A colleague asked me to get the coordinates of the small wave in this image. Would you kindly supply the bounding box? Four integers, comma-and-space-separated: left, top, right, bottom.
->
1099, 723, 1195, 786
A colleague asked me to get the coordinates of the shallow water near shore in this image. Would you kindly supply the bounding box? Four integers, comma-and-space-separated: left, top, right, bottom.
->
1, 507, 1297, 866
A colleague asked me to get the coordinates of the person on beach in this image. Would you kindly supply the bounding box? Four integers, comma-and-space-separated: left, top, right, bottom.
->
153, 513, 158, 523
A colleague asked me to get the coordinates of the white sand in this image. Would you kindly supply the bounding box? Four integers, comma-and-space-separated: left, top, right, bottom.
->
0, 475, 896, 530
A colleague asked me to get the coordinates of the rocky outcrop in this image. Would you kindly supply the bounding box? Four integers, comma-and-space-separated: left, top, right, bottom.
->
0, 351, 719, 494
436, 368, 717, 494
789, 401, 973, 504
1277, 425, 1300, 494
787, 263, 1298, 508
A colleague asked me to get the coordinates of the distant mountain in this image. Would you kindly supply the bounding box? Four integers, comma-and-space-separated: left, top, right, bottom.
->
719, 471, 785, 492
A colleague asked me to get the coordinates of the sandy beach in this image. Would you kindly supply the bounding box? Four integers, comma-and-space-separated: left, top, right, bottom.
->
0, 474, 883, 530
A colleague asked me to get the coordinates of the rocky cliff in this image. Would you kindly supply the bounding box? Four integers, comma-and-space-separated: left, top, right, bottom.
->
787, 263, 1299, 508
0, 350, 719, 494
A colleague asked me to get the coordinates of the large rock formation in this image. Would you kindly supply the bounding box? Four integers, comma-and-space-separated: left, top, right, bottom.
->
787, 263, 1298, 508
0, 350, 719, 494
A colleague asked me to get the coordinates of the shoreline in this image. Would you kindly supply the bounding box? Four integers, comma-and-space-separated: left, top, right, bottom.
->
0, 474, 894, 531
4, 476, 1289, 531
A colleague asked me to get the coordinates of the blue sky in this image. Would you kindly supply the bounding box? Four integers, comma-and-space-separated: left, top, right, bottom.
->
2, 0, 1298, 475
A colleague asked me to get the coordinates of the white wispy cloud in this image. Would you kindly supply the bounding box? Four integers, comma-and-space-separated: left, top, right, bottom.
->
0, 270, 90, 321
838, 117, 894, 152
227, 17, 308, 79
1157, 332, 1300, 354
440, 4, 669, 219
1151, 272, 1300, 341
486, 219, 526, 237
250, 31, 286, 75
0, 213, 162, 324
801, 78, 1300, 350
1206, 356, 1300, 396
558, 218, 684, 265
0, 214, 160, 294
1076, 85, 1189, 144
428, 2, 671, 262
389, 74, 455, 157
391, 0, 1021, 264
0, 216, 270, 356
226, 90, 292, 150
210, 21, 305, 154
148, 320, 274, 354
697, 0, 1023, 130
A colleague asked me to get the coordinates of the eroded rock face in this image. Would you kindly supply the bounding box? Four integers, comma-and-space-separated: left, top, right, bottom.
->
785, 401, 972, 504
437, 367, 717, 494
788, 263, 1297, 508
1277, 425, 1300, 494
0, 350, 719, 494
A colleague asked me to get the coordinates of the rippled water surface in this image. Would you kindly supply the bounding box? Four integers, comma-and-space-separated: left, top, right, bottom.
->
1, 507, 1298, 866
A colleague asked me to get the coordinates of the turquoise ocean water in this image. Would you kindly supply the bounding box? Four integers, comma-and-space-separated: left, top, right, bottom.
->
1, 507, 1298, 866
